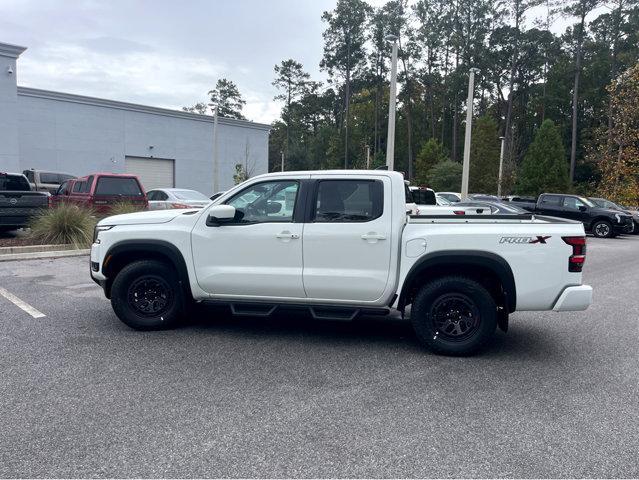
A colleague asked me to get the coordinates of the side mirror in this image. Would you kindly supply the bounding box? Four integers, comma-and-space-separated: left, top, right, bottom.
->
206, 205, 236, 226
578, 205, 587, 212
266, 201, 282, 214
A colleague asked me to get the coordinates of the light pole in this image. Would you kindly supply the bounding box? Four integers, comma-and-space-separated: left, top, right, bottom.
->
497, 136, 505, 197
385, 34, 398, 171
212, 105, 219, 193
366, 145, 371, 169
281, 150, 284, 172
460, 68, 480, 200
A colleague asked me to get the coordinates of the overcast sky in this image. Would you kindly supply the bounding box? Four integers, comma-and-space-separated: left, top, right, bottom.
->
1, 0, 595, 125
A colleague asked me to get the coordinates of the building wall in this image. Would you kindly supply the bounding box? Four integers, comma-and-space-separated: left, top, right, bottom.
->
16, 89, 270, 194
0, 43, 26, 172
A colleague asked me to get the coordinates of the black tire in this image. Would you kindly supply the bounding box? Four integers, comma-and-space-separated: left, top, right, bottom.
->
110, 260, 185, 330
592, 220, 614, 238
411, 276, 497, 356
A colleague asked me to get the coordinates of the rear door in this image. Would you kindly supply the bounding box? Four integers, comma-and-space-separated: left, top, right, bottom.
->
537, 194, 564, 216
302, 176, 392, 302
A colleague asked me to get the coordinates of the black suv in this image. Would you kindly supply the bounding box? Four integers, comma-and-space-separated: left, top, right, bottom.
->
535, 193, 634, 238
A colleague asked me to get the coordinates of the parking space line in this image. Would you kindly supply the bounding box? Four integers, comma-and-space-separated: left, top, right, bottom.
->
0, 287, 46, 318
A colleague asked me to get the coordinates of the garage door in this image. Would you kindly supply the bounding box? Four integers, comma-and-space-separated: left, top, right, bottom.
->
125, 157, 175, 191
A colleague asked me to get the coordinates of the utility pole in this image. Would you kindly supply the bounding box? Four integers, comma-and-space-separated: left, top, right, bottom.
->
460, 68, 479, 200
366, 145, 371, 169
385, 34, 398, 171
281, 151, 284, 172
497, 136, 505, 197
212, 105, 219, 193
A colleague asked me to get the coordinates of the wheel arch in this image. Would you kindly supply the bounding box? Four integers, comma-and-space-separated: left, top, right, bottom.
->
101, 240, 192, 300
398, 250, 516, 313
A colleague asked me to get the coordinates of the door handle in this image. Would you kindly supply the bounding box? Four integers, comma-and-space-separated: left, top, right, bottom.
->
361, 233, 386, 241
276, 232, 299, 239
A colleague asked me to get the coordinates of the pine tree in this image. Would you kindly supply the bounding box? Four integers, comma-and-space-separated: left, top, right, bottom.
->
469, 116, 500, 194
208, 79, 246, 120
516, 119, 570, 195
415, 138, 448, 186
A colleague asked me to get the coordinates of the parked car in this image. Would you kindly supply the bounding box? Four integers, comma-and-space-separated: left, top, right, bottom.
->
513, 193, 634, 238
436, 195, 452, 206
469, 194, 502, 202
589, 197, 639, 234
23, 169, 76, 194
436, 191, 461, 203
502, 195, 537, 211
55, 173, 147, 213
454, 201, 529, 215
0, 172, 49, 232
147, 188, 211, 210
91, 170, 592, 356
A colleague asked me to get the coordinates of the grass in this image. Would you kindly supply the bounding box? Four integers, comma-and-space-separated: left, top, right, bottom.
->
28, 204, 97, 248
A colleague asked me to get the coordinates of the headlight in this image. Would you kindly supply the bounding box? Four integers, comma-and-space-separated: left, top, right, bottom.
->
93, 225, 114, 243
614, 214, 621, 223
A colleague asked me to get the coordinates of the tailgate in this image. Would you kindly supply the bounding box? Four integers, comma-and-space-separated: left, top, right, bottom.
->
0, 192, 48, 208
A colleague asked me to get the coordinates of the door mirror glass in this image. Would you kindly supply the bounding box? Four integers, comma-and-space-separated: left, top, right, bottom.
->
266, 201, 282, 214
207, 205, 236, 226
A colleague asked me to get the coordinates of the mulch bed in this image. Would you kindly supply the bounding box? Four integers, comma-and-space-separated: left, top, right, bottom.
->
0, 230, 49, 248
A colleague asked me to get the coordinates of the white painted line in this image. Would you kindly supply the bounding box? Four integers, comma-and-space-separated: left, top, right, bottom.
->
0, 287, 46, 318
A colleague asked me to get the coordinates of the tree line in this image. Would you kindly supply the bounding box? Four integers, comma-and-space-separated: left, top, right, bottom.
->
184, 0, 639, 201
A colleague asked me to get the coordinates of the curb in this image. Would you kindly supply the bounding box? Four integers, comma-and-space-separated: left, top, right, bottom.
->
0, 249, 90, 262
0, 244, 76, 255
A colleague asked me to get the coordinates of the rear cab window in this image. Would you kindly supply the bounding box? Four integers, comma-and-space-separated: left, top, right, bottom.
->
94, 177, 144, 197
0, 174, 31, 191
540, 194, 562, 207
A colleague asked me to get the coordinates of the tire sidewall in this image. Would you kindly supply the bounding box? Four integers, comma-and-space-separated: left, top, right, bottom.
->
111, 260, 184, 330
411, 277, 497, 356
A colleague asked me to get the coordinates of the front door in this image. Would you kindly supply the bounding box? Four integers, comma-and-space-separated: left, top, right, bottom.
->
302, 177, 392, 302
191, 178, 307, 298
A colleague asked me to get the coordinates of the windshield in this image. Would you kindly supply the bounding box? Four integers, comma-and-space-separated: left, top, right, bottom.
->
173, 190, 209, 201
590, 198, 618, 209
0, 174, 30, 191
577, 196, 595, 208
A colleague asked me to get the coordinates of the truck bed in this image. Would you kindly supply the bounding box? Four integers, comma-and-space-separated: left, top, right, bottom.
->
408, 213, 580, 224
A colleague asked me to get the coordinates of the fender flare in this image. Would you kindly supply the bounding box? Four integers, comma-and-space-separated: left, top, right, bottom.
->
102, 239, 192, 299
398, 250, 517, 312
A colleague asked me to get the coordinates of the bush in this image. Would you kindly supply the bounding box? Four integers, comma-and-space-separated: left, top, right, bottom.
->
415, 139, 449, 186
28, 204, 96, 248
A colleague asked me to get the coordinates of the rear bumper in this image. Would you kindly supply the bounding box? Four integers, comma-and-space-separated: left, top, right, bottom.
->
552, 285, 593, 312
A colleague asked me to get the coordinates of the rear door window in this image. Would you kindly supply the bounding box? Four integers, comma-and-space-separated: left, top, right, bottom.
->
94, 177, 143, 196
314, 180, 383, 222
540, 195, 562, 207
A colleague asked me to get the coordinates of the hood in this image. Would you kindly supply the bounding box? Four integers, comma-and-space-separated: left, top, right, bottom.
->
593, 207, 630, 217
97, 208, 199, 226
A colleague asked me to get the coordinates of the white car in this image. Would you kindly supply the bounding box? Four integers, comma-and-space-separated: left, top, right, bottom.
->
146, 188, 211, 210
91, 170, 592, 356
437, 192, 462, 203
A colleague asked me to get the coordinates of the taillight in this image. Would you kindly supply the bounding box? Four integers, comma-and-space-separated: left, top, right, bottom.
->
170, 203, 191, 209
453, 210, 466, 215
47, 195, 52, 208
562, 236, 587, 272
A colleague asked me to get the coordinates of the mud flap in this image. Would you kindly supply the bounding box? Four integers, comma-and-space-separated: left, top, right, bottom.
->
497, 307, 509, 333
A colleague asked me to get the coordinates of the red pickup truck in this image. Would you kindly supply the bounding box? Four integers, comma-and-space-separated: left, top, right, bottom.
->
55, 173, 148, 213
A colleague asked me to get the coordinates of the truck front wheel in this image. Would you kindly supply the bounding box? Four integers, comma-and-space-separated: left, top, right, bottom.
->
110, 260, 184, 330
411, 276, 497, 356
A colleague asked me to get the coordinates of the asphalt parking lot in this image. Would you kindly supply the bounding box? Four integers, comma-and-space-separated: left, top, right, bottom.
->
0, 236, 638, 478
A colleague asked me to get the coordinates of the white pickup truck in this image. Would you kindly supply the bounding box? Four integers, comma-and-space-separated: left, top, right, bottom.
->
90, 170, 592, 355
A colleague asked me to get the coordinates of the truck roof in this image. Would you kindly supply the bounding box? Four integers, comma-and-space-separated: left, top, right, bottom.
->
249, 170, 405, 180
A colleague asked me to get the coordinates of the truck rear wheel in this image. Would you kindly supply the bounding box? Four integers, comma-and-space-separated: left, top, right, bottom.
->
110, 260, 184, 330
411, 276, 497, 356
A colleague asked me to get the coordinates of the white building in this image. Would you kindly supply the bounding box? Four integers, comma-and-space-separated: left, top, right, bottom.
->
0, 41, 270, 194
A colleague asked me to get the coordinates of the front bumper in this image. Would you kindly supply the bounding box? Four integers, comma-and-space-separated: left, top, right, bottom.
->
552, 285, 593, 312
